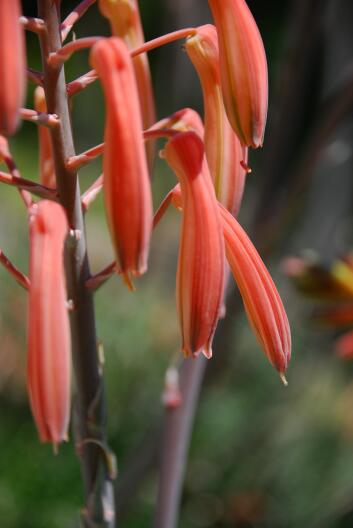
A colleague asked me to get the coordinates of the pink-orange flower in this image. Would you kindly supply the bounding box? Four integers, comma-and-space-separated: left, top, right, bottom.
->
90, 38, 153, 285
0, 0, 26, 136
98, 0, 156, 170
186, 24, 248, 216
220, 205, 291, 376
27, 201, 71, 446
164, 184, 291, 376
208, 0, 268, 148
163, 131, 225, 358
34, 87, 56, 189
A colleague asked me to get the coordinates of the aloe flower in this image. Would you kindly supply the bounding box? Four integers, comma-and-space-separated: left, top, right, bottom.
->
158, 183, 291, 376
164, 131, 225, 358
0, 0, 26, 135
28, 201, 70, 446
220, 205, 291, 376
34, 87, 56, 188
98, 0, 156, 170
186, 24, 248, 216
90, 37, 153, 285
208, 0, 268, 148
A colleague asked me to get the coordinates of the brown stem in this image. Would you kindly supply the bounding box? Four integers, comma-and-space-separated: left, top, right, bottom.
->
0, 250, 30, 289
37, 2, 115, 526
154, 356, 207, 528
0, 170, 56, 200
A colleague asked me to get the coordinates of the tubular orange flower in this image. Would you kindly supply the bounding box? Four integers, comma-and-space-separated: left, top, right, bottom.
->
0, 0, 26, 136
90, 38, 153, 284
27, 200, 71, 446
98, 0, 156, 170
34, 87, 56, 189
160, 184, 291, 377
186, 24, 248, 216
208, 0, 268, 148
220, 205, 291, 377
164, 131, 225, 358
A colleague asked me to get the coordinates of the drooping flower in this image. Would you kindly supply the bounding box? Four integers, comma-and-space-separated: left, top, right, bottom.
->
220, 205, 291, 377
163, 131, 225, 358
208, 0, 268, 148
34, 87, 56, 189
0, 0, 26, 135
98, 0, 156, 170
158, 183, 291, 376
186, 24, 248, 216
90, 37, 153, 285
27, 201, 71, 446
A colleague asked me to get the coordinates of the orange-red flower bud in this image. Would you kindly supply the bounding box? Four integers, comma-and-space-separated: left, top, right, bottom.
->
0, 0, 26, 136
208, 0, 268, 148
34, 87, 56, 189
90, 38, 153, 283
220, 205, 291, 376
164, 132, 225, 358
98, 0, 156, 170
27, 201, 71, 446
186, 24, 248, 215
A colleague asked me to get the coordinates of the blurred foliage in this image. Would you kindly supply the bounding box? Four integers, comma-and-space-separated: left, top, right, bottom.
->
0, 1, 353, 527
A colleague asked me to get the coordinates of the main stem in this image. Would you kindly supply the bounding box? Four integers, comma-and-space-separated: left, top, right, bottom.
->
154, 356, 207, 528
37, 2, 115, 526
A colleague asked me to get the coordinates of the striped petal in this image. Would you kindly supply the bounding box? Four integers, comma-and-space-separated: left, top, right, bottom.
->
28, 201, 70, 446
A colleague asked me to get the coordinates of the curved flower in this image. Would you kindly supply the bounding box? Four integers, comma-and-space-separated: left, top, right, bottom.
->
28, 201, 70, 446
208, 0, 268, 148
98, 0, 156, 170
0, 0, 26, 135
164, 131, 225, 358
186, 24, 248, 215
220, 205, 291, 376
90, 38, 153, 284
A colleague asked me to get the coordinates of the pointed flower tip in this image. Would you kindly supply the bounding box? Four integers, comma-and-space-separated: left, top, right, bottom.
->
279, 372, 288, 387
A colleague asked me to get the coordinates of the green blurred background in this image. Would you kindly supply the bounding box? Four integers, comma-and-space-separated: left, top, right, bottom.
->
1, 1, 353, 526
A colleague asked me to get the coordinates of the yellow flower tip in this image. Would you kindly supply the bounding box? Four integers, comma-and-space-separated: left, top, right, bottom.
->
122, 272, 135, 291
279, 372, 288, 387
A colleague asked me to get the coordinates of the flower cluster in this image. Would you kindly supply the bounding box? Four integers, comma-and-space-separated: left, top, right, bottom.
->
0, 0, 291, 446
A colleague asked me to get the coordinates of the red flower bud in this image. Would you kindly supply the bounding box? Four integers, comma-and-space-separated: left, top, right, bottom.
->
0, 0, 26, 135
98, 0, 156, 170
186, 24, 248, 215
208, 0, 268, 148
28, 201, 71, 446
90, 38, 153, 284
164, 132, 225, 358
220, 205, 291, 377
